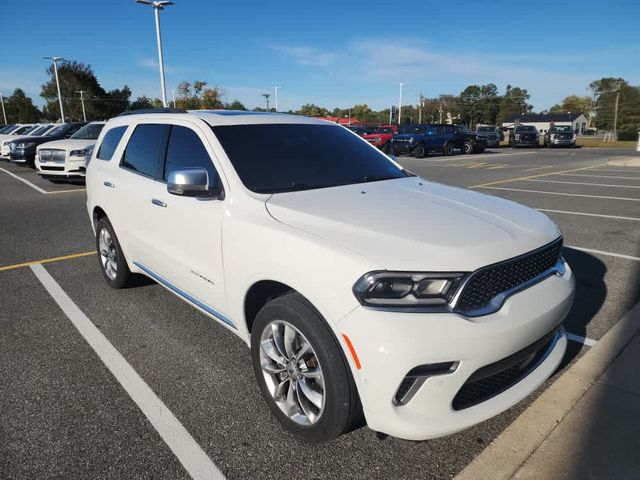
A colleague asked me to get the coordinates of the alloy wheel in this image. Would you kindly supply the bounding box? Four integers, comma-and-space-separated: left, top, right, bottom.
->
98, 227, 118, 280
259, 320, 325, 425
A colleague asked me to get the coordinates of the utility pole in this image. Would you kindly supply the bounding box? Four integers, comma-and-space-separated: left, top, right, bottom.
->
274, 87, 280, 112
44, 56, 65, 122
262, 93, 271, 111
398, 83, 404, 125
439, 100, 443, 124
613, 81, 621, 140
0, 93, 6, 124
172, 88, 177, 108
348, 108, 351, 125
389, 105, 393, 124
76, 90, 87, 122
418, 94, 424, 124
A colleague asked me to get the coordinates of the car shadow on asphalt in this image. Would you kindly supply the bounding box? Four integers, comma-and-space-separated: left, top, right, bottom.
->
560, 249, 608, 366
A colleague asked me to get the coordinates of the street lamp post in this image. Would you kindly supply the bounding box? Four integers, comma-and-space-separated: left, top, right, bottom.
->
0, 93, 6, 124
172, 88, 177, 108
76, 90, 87, 122
44, 56, 65, 122
136, 0, 174, 107
398, 83, 404, 125
262, 93, 271, 111
274, 87, 280, 112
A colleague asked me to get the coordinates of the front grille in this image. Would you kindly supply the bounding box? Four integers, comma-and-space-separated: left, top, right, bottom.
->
452, 327, 560, 410
455, 238, 563, 313
559, 134, 572, 140
39, 149, 66, 163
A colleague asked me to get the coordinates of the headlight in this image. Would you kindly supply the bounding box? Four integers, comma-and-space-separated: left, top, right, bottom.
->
409, 137, 415, 143
70, 148, 92, 157
353, 271, 464, 308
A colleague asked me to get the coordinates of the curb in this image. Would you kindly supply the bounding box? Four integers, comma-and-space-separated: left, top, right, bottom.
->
455, 301, 640, 480
607, 157, 640, 167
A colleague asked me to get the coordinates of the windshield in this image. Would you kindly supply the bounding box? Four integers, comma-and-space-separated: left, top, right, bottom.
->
457, 125, 471, 134
30, 125, 51, 136
71, 123, 104, 140
0, 124, 15, 133
47, 124, 68, 136
402, 126, 427, 134
477, 126, 496, 132
12, 125, 34, 135
375, 127, 394, 134
212, 124, 407, 193
515, 125, 536, 132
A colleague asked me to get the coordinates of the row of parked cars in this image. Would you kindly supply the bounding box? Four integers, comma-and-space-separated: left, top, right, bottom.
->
348, 122, 576, 156
0, 121, 105, 181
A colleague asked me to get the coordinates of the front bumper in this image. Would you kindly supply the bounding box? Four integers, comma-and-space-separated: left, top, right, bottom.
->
35, 155, 88, 179
550, 138, 576, 146
391, 142, 416, 154
338, 263, 574, 440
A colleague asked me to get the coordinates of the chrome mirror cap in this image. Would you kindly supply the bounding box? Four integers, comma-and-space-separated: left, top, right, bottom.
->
167, 167, 209, 196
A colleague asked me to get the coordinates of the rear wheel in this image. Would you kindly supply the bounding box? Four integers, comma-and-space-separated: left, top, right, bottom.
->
443, 142, 454, 156
413, 143, 427, 158
251, 292, 362, 442
95, 217, 132, 289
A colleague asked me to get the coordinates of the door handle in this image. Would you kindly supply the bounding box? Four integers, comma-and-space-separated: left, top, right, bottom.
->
151, 198, 167, 208
103, 181, 115, 188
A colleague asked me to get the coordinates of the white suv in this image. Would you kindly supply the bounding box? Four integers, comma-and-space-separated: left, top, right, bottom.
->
86, 109, 575, 442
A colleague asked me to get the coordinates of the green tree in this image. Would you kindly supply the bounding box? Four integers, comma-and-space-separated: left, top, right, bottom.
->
297, 103, 329, 117
590, 78, 640, 132
226, 100, 247, 110
175, 80, 223, 109
497, 85, 533, 124
4, 88, 40, 122
549, 95, 592, 115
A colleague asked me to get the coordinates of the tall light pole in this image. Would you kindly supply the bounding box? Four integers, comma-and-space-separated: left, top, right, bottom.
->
613, 81, 622, 140
172, 88, 177, 108
44, 56, 65, 122
0, 93, 6, 124
76, 90, 87, 121
274, 87, 280, 112
398, 83, 404, 125
136, 0, 174, 107
389, 105, 393, 124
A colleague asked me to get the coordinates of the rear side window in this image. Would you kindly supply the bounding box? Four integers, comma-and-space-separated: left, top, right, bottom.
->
97, 126, 127, 161
163, 126, 218, 184
121, 124, 169, 177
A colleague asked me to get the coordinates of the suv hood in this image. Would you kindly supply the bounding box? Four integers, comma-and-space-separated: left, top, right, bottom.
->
265, 177, 560, 272
36, 138, 95, 151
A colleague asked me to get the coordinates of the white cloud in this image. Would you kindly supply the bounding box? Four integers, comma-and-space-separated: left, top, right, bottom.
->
272, 45, 337, 67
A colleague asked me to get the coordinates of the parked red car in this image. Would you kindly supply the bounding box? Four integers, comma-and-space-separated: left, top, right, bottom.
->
362, 124, 398, 153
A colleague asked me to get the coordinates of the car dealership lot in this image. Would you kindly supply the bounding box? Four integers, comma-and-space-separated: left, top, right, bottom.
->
1, 147, 638, 480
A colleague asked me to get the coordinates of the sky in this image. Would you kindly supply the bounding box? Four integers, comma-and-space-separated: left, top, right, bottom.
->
1, 0, 639, 112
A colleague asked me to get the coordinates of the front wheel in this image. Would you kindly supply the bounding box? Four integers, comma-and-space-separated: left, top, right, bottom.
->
251, 292, 362, 442
413, 143, 427, 158
462, 141, 474, 154
382, 142, 392, 154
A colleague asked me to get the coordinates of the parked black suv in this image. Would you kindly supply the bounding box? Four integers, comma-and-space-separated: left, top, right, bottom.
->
509, 125, 539, 148
9, 122, 85, 167
475, 125, 501, 147
390, 124, 486, 158
543, 125, 576, 148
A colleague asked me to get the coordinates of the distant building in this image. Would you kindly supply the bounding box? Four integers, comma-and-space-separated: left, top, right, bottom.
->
501, 113, 589, 134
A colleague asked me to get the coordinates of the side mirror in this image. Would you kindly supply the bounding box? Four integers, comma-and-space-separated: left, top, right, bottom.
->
167, 167, 223, 199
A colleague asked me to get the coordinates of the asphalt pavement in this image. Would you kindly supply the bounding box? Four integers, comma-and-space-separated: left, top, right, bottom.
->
0, 146, 638, 480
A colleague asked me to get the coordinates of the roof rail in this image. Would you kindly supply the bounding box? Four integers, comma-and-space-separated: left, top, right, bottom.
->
118, 108, 188, 116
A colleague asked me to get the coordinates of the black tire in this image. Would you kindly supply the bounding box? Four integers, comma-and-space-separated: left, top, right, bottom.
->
382, 142, 391, 154
474, 146, 485, 154
251, 292, 363, 442
95, 217, 132, 289
442, 142, 454, 156
413, 143, 427, 158
387, 142, 396, 156
462, 141, 474, 154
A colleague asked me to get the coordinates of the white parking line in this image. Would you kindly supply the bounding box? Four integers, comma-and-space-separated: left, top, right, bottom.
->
588, 168, 640, 174
526, 179, 640, 189
29, 264, 225, 480
0, 166, 48, 194
565, 333, 598, 347
556, 173, 640, 180
565, 245, 640, 262
537, 208, 640, 222
424, 151, 537, 162
479, 186, 640, 202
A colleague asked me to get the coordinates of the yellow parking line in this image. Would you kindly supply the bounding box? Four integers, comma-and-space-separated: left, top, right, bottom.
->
0, 251, 95, 272
47, 188, 86, 194
469, 164, 606, 189
524, 165, 554, 172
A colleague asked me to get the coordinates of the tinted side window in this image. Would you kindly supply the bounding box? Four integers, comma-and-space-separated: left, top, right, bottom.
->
97, 126, 127, 161
121, 124, 169, 178
163, 126, 218, 184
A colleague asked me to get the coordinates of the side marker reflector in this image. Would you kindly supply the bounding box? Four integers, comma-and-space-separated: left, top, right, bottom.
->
342, 334, 362, 370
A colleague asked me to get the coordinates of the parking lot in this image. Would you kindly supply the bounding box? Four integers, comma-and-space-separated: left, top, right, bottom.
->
1, 146, 639, 480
